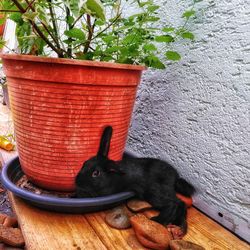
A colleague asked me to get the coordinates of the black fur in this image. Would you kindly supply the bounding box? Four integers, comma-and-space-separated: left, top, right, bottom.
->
75, 126, 195, 228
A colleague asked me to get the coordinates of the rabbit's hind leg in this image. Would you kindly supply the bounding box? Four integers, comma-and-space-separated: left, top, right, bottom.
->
151, 198, 187, 227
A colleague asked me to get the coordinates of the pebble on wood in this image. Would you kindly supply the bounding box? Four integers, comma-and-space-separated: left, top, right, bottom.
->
130, 213, 171, 250
0, 225, 25, 247
0, 214, 18, 228
127, 199, 152, 212
167, 224, 186, 240
142, 209, 160, 219
0, 214, 7, 224
3, 217, 18, 228
105, 206, 131, 229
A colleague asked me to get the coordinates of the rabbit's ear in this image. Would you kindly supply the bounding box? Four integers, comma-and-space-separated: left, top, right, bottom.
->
97, 126, 113, 158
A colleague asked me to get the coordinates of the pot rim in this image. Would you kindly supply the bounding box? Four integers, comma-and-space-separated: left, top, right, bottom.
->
0, 53, 146, 71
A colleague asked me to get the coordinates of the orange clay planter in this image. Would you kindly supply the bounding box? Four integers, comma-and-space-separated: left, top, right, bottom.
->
1, 54, 145, 191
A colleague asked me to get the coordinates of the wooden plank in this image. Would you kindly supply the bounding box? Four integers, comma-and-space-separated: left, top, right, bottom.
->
185, 208, 250, 250
9, 194, 108, 250
85, 212, 146, 250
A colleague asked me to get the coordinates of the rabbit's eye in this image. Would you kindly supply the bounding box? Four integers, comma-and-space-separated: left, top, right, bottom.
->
92, 170, 100, 177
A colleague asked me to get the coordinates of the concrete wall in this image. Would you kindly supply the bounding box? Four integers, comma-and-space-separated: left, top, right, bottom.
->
127, 0, 250, 241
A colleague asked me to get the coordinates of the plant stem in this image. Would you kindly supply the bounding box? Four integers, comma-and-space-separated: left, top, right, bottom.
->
24, 0, 62, 53
83, 14, 95, 54
12, 0, 65, 57
73, 14, 120, 51
0, 10, 20, 13
24, 0, 36, 12
71, 14, 84, 28
47, 0, 59, 43
65, 6, 72, 58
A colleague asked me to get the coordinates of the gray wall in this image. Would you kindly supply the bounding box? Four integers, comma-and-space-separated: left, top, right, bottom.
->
127, 0, 250, 241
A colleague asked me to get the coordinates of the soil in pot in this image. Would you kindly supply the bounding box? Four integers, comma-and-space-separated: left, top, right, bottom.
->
16, 175, 75, 198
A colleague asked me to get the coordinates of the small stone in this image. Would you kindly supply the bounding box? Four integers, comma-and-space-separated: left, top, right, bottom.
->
122, 205, 135, 218
3, 216, 18, 228
0, 225, 25, 247
127, 199, 152, 212
167, 224, 186, 240
170, 240, 205, 250
130, 214, 171, 250
0, 214, 7, 224
143, 209, 160, 219
105, 206, 131, 229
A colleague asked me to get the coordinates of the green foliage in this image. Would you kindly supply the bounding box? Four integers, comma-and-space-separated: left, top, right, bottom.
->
165, 51, 181, 61
0, 39, 6, 49
0, 0, 202, 68
181, 31, 195, 40
64, 28, 86, 40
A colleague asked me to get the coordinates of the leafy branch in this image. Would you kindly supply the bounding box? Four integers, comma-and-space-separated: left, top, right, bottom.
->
0, 0, 203, 67
11, 0, 65, 57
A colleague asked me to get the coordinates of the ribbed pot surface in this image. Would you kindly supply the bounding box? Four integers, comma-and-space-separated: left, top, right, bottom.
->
2, 54, 145, 191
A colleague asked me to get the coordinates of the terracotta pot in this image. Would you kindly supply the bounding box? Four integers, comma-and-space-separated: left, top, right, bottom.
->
1, 54, 145, 191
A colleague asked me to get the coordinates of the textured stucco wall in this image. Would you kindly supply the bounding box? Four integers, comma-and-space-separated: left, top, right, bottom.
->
127, 0, 250, 240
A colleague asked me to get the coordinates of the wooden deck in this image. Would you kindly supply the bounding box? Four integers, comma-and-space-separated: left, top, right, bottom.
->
0, 103, 249, 250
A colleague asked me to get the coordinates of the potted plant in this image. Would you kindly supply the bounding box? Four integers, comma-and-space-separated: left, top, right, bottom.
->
0, 0, 199, 191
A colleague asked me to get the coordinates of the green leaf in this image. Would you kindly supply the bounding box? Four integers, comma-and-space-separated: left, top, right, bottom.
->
182, 10, 195, 19
64, 28, 86, 40
0, 0, 17, 11
102, 35, 115, 43
66, 16, 75, 26
144, 16, 160, 22
36, 4, 49, 26
138, 1, 152, 7
162, 27, 175, 33
165, 51, 181, 61
95, 19, 105, 26
123, 34, 136, 44
22, 12, 38, 22
9, 13, 23, 24
181, 32, 195, 40
147, 5, 160, 12
85, 0, 105, 20
143, 43, 157, 51
105, 46, 121, 53
0, 39, 6, 49
155, 35, 174, 43
63, 0, 85, 17
77, 52, 94, 60
144, 55, 165, 69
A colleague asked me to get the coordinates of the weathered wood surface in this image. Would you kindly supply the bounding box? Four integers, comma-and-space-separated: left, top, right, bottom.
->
0, 103, 249, 250
7, 192, 250, 250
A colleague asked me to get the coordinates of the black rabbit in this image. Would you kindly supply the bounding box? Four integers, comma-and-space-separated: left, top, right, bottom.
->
75, 126, 195, 228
